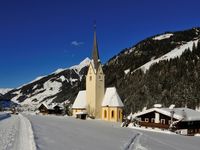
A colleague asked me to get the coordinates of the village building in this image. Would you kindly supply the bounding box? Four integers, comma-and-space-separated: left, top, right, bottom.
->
72, 28, 124, 122
38, 102, 64, 115
132, 104, 200, 135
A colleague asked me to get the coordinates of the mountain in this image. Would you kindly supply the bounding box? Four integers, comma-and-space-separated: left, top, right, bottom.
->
0, 88, 13, 95
104, 27, 200, 114
2, 27, 200, 114
1, 58, 90, 107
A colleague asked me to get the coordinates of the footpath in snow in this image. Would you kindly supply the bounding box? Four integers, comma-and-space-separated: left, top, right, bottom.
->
0, 113, 36, 150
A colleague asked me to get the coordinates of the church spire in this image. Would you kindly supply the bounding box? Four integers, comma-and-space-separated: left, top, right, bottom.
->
92, 22, 100, 70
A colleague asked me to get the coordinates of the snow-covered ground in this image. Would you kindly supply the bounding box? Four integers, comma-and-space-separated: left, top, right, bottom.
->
1, 114, 200, 150
0, 114, 36, 150
25, 115, 135, 150
25, 114, 200, 150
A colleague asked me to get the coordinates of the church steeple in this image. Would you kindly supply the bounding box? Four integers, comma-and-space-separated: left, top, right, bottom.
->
92, 23, 100, 70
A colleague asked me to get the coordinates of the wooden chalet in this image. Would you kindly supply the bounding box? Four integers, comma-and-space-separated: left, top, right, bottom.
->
132, 105, 200, 136
38, 103, 64, 115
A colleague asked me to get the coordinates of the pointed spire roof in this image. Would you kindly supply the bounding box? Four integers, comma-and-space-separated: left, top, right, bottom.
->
92, 23, 100, 70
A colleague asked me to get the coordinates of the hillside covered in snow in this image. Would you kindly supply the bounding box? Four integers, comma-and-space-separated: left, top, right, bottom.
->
1, 58, 90, 107
0, 88, 13, 95
1, 27, 200, 114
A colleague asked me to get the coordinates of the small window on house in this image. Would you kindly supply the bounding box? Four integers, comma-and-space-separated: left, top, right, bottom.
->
168, 120, 172, 125
111, 110, 114, 118
145, 118, 149, 122
161, 119, 165, 124
151, 118, 155, 123
89, 76, 92, 81
104, 110, 107, 118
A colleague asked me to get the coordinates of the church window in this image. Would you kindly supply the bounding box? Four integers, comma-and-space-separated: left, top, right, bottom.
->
104, 110, 107, 118
111, 110, 114, 118
90, 76, 92, 81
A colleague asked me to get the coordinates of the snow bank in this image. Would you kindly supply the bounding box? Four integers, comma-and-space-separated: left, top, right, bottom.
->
129, 125, 174, 135
0, 115, 19, 150
18, 114, 36, 150
0, 112, 10, 121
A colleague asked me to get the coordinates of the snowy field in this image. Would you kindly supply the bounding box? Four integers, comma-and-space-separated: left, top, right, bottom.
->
25, 115, 135, 150
1, 114, 200, 150
25, 115, 200, 150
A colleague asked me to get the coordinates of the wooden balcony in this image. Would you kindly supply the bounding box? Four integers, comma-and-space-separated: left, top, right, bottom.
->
139, 121, 170, 129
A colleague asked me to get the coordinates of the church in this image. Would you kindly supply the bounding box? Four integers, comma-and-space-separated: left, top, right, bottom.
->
72, 28, 124, 122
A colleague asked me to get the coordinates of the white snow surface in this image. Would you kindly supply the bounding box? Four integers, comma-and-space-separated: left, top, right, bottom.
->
70, 57, 90, 73
133, 107, 200, 121
53, 57, 90, 75
0, 114, 36, 150
23, 114, 200, 150
0, 88, 13, 95
12, 79, 62, 107
135, 39, 199, 73
102, 87, 124, 107
124, 69, 130, 74
72, 90, 87, 109
153, 33, 173, 40
22, 79, 62, 105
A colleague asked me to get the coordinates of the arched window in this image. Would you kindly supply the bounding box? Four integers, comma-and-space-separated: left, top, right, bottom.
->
89, 76, 92, 81
111, 110, 114, 118
104, 110, 107, 118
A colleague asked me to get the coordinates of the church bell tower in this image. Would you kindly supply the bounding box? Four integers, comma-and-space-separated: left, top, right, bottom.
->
86, 25, 105, 118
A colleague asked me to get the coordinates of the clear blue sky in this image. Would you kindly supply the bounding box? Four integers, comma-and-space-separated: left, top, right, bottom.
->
0, 0, 200, 88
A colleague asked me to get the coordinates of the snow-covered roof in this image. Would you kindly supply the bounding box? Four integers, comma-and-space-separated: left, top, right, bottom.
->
38, 102, 53, 110
72, 90, 87, 109
133, 107, 200, 121
102, 87, 124, 107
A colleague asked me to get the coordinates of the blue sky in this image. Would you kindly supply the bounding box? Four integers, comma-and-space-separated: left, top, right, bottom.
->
0, 0, 200, 88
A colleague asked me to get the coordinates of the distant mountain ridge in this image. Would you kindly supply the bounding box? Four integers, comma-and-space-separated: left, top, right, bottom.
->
0, 88, 13, 95
1, 27, 200, 114
1, 58, 90, 107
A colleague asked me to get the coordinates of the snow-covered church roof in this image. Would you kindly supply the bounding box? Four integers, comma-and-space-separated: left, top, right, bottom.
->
72, 90, 87, 109
102, 87, 124, 107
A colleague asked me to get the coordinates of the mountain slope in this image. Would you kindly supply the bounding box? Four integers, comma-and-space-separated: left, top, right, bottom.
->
0, 88, 13, 95
2, 27, 200, 114
2, 58, 90, 107
104, 27, 200, 114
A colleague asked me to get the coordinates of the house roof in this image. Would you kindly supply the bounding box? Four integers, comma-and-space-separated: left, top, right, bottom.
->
133, 107, 200, 121
72, 90, 87, 109
102, 87, 124, 107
